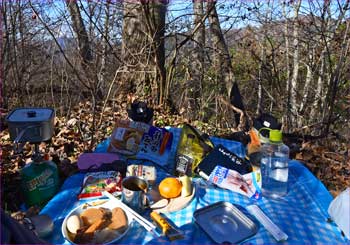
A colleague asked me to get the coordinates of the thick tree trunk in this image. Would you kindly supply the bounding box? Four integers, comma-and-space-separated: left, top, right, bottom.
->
187, 0, 205, 119
66, 0, 93, 65
207, 0, 234, 96
122, 0, 167, 105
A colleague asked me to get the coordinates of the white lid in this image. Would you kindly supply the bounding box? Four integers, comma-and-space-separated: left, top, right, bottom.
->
6, 108, 54, 123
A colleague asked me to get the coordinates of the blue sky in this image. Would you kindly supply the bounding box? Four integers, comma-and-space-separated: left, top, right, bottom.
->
39, 0, 349, 38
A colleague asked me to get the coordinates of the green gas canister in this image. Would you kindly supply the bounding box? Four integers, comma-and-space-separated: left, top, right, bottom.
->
21, 157, 59, 207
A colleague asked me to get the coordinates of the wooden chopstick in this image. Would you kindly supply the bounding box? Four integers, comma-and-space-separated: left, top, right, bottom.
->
103, 191, 158, 234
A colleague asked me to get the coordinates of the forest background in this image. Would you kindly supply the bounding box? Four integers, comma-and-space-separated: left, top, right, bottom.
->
1, 0, 349, 214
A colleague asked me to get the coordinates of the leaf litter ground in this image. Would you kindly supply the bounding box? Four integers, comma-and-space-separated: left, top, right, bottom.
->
1, 101, 349, 217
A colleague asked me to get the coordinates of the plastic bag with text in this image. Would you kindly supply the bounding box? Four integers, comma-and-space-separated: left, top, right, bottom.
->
208, 165, 262, 200
108, 119, 173, 165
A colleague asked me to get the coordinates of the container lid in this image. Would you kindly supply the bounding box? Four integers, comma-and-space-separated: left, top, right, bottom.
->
253, 113, 281, 138
6, 108, 55, 123
269, 129, 282, 142
193, 201, 258, 244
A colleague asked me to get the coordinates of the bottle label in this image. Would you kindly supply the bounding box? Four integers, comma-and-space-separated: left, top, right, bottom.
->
26, 168, 54, 191
175, 154, 193, 175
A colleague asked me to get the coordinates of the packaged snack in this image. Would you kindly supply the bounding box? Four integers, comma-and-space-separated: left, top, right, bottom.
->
78, 171, 123, 200
108, 119, 146, 155
174, 124, 214, 176
108, 119, 173, 165
208, 165, 262, 200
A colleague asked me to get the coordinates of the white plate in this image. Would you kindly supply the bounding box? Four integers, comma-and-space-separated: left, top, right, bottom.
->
150, 186, 195, 213
61, 200, 133, 244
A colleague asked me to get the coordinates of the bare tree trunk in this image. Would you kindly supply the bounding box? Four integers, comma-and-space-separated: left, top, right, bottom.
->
122, 0, 167, 106
144, 1, 167, 105
187, 0, 205, 120
207, 0, 234, 96
289, 0, 302, 128
1, 1, 10, 109
283, 2, 290, 94
282, 2, 292, 130
9, 2, 21, 104
66, 0, 93, 65
309, 0, 349, 134
310, 51, 325, 121
256, 43, 267, 116
122, 2, 146, 95
97, 1, 110, 96
66, 0, 101, 150
323, 20, 350, 135
299, 63, 312, 115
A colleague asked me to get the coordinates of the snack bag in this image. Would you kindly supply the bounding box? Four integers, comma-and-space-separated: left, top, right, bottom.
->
78, 171, 123, 200
174, 124, 214, 176
108, 119, 146, 155
208, 165, 262, 200
108, 119, 173, 165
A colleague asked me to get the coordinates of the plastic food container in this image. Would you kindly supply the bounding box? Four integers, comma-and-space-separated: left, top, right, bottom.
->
6, 107, 55, 143
193, 201, 258, 244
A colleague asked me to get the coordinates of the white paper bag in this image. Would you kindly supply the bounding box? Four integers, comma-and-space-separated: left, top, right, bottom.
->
328, 187, 350, 239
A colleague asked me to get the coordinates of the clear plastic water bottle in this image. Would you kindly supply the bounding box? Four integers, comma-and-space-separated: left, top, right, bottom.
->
260, 129, 289, 198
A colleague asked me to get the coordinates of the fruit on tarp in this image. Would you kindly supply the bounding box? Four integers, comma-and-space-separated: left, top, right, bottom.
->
159, 177, 182, 199
179, 175, 192, 197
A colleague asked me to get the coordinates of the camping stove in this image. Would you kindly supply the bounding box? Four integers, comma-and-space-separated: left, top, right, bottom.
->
5, 107, 59, 207
6, 107, 55, 158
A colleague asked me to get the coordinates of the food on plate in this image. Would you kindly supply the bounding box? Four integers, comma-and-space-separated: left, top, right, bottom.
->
159, 177, 182, 199
66, 206, 129, 244
84, 219, 107, 234
66, 215, 83, 234
179, 176, 192, 197
80, 208, 105, 226
108, 207, 128, 230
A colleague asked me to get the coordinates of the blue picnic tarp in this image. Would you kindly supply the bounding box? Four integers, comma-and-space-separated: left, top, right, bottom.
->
40, 128, 348, 244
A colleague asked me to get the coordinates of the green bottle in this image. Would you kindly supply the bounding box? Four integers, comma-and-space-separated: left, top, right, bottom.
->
21, 158, 59, 207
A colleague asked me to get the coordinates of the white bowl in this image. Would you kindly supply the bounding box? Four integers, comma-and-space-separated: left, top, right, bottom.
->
61, 200, 133, 244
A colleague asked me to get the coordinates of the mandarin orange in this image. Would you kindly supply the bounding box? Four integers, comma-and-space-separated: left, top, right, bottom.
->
158, 177, 182, 198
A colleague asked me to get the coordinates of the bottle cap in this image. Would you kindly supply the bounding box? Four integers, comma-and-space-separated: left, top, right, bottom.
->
269, 130, 282, 142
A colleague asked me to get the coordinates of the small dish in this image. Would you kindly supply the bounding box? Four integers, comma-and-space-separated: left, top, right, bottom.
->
193, 201, 258, 244
150, 186, 195, 213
